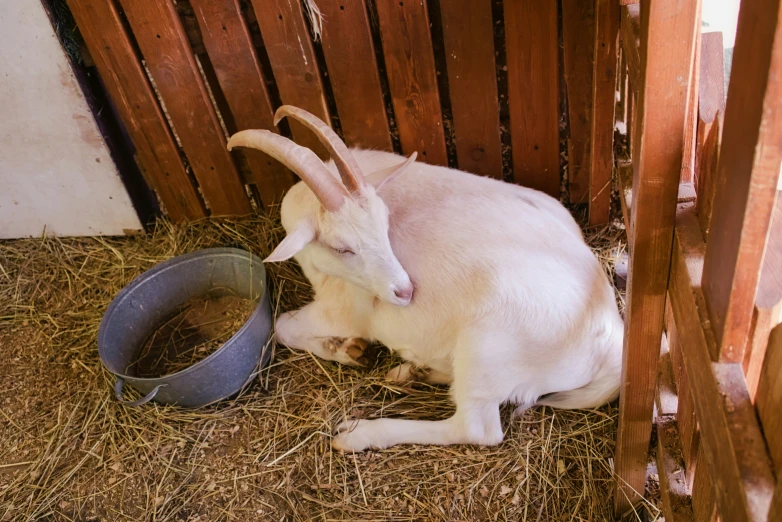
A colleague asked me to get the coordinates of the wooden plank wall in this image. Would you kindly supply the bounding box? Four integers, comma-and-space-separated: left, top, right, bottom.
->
69, 0, 619, 222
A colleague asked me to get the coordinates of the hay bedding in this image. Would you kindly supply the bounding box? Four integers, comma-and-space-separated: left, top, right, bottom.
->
0, 211, 654, 521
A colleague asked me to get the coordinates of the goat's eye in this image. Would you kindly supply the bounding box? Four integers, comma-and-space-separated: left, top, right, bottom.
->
334, 247, 355, 255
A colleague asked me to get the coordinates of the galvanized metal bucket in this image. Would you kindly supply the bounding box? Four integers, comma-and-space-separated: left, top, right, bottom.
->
97, 248, 273, 408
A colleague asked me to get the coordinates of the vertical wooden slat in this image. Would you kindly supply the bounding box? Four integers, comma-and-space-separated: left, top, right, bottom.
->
701, 0, 782, 363
439, 0, 503, 178
250, 0, 330, 158
65, 0, 205, 222
588, 0, 620, 226
757, 322, 782, 475
745, 196, 782, 398
189, 0, 292, 207
691, 463, 717, 522
695, 32, 726, 241
318, 1, 392, 152
374, 0, 447, 166
562, 0, 596, 203
681, 29, 701, 184
695, 114, 723, 241
504, 0, 559, 196
666, 300, 699, 487
119, 0, 251, 216
613, 0, 701, 515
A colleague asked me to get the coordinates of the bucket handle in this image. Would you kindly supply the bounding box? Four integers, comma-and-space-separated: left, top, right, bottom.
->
114, 378, 166, 407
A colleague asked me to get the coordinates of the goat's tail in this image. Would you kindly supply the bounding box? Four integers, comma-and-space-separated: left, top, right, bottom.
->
534, 371, 620, 410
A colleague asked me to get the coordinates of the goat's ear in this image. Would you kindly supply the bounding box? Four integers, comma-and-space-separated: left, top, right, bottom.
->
264, 220, 316, 263
373, 152, 417, 191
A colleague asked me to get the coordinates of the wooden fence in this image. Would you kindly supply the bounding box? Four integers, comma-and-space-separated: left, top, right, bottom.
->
65, 0, 617, 225
612, 1, 782, 520
62, 0, 782, 519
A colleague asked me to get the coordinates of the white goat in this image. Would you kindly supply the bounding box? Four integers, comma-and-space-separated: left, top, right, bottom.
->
227, 106, 624, 453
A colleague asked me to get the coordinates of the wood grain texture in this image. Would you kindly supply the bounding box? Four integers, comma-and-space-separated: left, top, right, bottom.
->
691, 464, 717, 522
744, 195, 782, 398
670, 204, 775, 522
681, 27, 701, 184
504, 0, 559, 196
666, 300, 699, 488
695, 114, 723, 241
374, 0, 447, 166
562, 0, 596, 202
702, 0, 782, 363
318, 1, 392, 152
439, 0, 503, 178
190, 0, 292, 207
697, 32, 726, 135
613, 0, 700, 514
617, 161, 633, 242
656, 416, 695, 522
589, 0, 619, 226
119, 0, 251, 216
250, 0, 330, 158
621, 4, 640, 97
758, 323, 782, 475
65, 0, 205, 221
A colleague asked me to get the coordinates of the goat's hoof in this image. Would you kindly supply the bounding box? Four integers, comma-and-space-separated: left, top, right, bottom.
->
331, 419, 377, 452
385, 362, 428, 384
323, 337, 366, 367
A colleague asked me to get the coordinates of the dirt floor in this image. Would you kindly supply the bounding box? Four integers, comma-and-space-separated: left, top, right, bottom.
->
0, 212, 658, 521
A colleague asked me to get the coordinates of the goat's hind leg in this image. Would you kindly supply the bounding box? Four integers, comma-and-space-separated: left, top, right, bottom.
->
275, 302, 367, 366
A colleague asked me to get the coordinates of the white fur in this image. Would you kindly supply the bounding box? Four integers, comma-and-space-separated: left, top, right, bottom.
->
269, 149, 624, 452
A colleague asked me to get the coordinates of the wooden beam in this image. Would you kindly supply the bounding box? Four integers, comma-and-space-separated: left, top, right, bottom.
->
189, 0, 292, 207
666, 300, 699, 487
691, 464, 718, 522
66, 0, 205, 222
695, 113, 723, 242
613, 0, 701, 514
562, 0, 596, 202
504, 0, 560, 196
745, 195, 782, 398
617, 161, 633, 240
439, 0, 503, 178
589, 0, 619, 226
701, 0, 782, 363
374, 0, 447, 166
318, 1, 393, 152
620, 5, 640, 97
119, 0, 251, 216
681, 27, 701, 184
656, 416, 695, 522
757, 322, 782, 475
669, 204, 775, 522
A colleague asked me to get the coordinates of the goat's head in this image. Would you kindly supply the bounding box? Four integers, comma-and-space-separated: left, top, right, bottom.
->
227, 106, 416, 306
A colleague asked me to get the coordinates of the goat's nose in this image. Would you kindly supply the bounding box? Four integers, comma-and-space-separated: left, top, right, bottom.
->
394, 285, 414, 301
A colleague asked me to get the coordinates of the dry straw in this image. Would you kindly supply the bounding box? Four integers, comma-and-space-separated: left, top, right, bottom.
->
0, 209, 656, 521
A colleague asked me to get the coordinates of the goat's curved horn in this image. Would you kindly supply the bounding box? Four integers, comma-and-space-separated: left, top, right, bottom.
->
274, 105, 365, 194
227, 130, 347, 211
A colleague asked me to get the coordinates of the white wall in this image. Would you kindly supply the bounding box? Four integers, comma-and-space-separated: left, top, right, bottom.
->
0, 1, 142, 238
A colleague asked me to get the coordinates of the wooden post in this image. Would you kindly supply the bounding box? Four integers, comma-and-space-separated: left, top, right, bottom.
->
613, 0, 701, 515
701, 0, 782, 364
588, 0, 619, 226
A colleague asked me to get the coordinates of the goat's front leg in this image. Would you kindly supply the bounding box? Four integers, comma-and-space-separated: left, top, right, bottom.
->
333, 329, 510, 451
385, 363, 453, 385
275, 301, 368, 366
